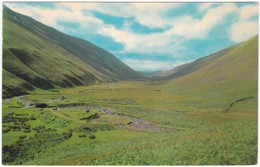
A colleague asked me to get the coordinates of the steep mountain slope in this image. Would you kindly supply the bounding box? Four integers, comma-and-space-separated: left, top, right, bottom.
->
174, 35, 258, 83
152, 44, 240, 79
2, 6, 141, 98
164, 35, 258, 102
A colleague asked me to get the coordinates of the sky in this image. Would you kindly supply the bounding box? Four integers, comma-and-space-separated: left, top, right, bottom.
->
4, 2, 259, 71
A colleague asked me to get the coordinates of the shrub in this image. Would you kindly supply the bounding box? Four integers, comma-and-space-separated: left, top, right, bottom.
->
3, 128, 11, 134
32, 126, 45, 131
99, 124, 113, 131
19, 135, 26, 140
22, 124, 31, 129
89, 135, 96, 139
23, 129, 31, 133
62, 132, 72, 139
35, 103, 47, 108
78, 134, 86, 138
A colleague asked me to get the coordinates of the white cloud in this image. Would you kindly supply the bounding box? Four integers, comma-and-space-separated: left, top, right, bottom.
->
229, 4, 258, 43
63, 3, 184, 28
240, 4, 258, 21
4, 2, 104, 32
4, 2, 251, 63
122, 59, 190, 71
170, 3, 237, 39
198, 3, 215, 12
230, 21, 258, 43
130, 3, 184, 28
97, 3, 238, 54
97, 25, 186, 54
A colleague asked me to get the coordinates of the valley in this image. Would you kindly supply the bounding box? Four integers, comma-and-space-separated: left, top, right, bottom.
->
2, 74, 258, 165
2, 4, 258, 165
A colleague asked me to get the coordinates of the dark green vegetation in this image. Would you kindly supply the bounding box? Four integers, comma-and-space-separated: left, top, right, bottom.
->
2, 6, 141, 98
2, 6, 258, 165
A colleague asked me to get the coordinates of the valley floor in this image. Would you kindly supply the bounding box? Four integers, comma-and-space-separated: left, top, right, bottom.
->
2, 80, 258, 165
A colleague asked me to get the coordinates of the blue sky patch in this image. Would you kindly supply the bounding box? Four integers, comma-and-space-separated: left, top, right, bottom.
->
130, 21, 171, 34
89, 11, 129, 30
23, 2, 58, 10
57, 20, 81, 29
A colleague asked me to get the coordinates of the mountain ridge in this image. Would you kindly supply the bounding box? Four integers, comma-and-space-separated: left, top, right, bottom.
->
142, 43, 241, 79
2, 6, 142, 98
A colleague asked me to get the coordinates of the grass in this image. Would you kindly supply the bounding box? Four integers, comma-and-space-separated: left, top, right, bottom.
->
2, 7, 258, 165
2, 42, 258, 164
2, 77, 258, 165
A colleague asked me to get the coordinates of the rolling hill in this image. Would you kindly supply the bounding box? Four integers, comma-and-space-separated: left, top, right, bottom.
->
147, 43, 240, 79
163, 35, 258, 105
171, 35, 258, 84
2, 6, 142, 98
2, 35, 258, 165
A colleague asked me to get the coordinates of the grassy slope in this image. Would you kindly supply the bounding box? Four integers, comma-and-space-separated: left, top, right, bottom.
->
2, 6, 141, 98
151, 43, 240, 79
2, 36, 257, 165
165, 35, 258, 95
2, 8, 258, 165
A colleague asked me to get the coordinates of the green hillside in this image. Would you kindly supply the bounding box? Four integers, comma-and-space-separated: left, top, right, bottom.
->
2, 35, 258, 165
169, 35, 258, 84
151, 43, 240, 79
2, 6, 141, 98
2, 6, 258, 166
163, 35, 258, 114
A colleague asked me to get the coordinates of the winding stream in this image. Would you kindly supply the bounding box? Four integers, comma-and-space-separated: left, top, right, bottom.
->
7, 94, 178, 132
61, 105, 177, 132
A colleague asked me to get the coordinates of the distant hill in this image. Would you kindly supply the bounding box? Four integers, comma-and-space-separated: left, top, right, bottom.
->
150, 43, 240, 80
137, 70, 162, 77
173, 35, 258, 83
164, 35, 258, 89
2, 6, 142, 98
162, 35, 258, 109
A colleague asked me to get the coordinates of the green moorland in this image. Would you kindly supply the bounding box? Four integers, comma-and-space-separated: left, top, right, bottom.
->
2, 36, 258, 165
2, 6, 141, 98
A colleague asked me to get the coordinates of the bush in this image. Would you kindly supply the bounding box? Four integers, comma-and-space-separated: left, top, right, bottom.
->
9, 125, 21, 130
32, 126, 45, 131
99, 124, 113, 131
19, 135, 26, 140
2, 132, 73, 164
3, 128, 11, 134
30, 116, 37, 120
22, 124, 31, 129
62, 132, 72, 139
35, 103, 47, 108
89, 135, 96, 139
75, 125, 98, 133
23, 129, 31, 133
78, 134, 86, 138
